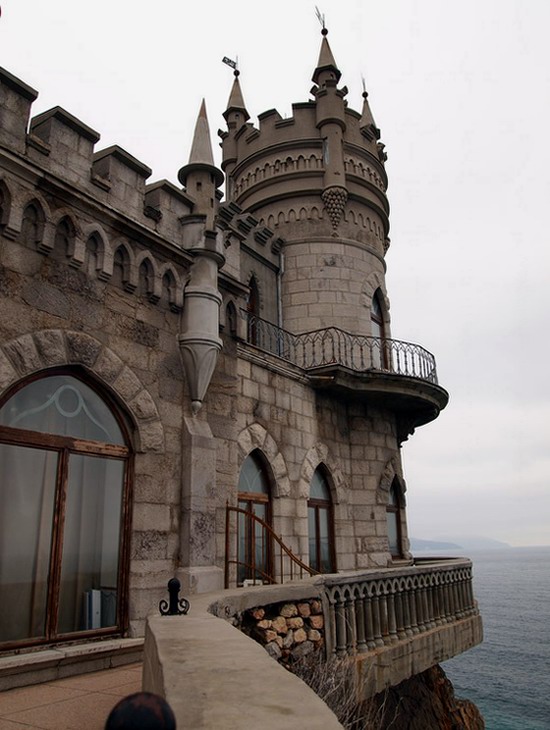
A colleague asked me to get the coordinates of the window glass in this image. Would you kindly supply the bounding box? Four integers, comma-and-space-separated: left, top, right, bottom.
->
0, 375, 124, 444
0, 444, 57, 642
57, 455, 124, 633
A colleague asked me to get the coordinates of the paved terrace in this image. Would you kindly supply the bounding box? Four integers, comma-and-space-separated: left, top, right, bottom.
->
0, 663, 141, 729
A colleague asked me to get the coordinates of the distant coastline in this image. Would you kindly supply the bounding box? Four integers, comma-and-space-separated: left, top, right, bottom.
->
410, 536, 512, 551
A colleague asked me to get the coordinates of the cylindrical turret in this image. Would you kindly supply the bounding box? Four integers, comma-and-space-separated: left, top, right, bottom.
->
221, 29, 391, 336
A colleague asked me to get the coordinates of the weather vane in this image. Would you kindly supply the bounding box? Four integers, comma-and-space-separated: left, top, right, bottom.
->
315, 6, 326, 31
222, 56, 239, 76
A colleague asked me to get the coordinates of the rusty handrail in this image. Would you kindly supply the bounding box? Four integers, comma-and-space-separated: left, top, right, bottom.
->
240, 310, 439, 384
225, 505, 319, 589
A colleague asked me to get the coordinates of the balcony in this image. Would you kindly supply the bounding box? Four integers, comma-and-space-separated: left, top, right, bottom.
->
241, 312, 449, 439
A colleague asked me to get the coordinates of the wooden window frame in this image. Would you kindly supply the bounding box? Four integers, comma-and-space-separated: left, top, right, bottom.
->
0, 369, 133, 651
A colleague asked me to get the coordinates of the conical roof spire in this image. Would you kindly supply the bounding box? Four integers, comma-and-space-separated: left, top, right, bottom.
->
178, 99, 223, 188
223, 70, 250, 122
360, 88, 380, 140
188, 99, 215, 166
312, 27, 341, 84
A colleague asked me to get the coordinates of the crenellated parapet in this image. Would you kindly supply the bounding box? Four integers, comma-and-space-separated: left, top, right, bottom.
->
0, 66, 198, 249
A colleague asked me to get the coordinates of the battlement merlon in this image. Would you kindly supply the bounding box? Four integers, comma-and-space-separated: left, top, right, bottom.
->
0, 67, 39, 155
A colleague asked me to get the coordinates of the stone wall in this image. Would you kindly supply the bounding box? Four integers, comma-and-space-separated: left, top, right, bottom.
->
238, 599, 325, 665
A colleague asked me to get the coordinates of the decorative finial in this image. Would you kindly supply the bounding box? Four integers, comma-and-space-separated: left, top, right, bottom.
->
315, 6, 327, 34
361, 75, 368, 99
159, 578, 190, 616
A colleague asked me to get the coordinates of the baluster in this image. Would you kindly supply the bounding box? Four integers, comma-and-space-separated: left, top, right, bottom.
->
387, 591, 398, 643
365, 596, 376, 650
379, 592, 390, 645
327, 596, 337, 656
435, 580, 444, 624
355, 592, 368, 653
424, 583, 434, 629
402, 586, 413, 637
409, 586, 419, 635
442, 580, 451, 622
346, 596, 357, 655
372, 594, 385, 647
335, 594, 348, 657
427, 580, 436, 629
415, 586, 426, 632
394, 591, 407, 640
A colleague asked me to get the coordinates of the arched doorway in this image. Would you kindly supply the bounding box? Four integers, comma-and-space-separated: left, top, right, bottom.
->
0, 371, 132, 648
237, 450, 272, 584
308, 466, 336, 573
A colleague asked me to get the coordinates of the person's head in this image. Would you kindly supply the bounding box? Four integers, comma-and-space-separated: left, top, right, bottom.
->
105, 692, 176, 729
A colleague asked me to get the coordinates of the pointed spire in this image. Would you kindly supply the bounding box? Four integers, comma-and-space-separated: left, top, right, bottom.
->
178, 99, 223, 188
312, 27, 341, 84
188, 99, 216, 166
223, 70, 250, 123
360, 88, 380, 141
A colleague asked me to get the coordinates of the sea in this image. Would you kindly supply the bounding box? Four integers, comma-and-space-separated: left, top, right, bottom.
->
441, 546, 550, 730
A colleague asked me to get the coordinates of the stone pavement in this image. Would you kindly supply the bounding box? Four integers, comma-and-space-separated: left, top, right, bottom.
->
0, 663, 142, 729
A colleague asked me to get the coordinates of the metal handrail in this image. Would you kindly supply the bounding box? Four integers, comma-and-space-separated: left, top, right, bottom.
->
225, 505, 319, 589
240, 310, 439, 384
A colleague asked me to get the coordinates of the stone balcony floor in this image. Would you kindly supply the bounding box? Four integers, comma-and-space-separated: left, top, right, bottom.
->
0, 663, 142, 729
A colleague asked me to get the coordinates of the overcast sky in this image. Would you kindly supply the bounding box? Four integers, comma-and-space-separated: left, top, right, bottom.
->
2, 1, 549, 547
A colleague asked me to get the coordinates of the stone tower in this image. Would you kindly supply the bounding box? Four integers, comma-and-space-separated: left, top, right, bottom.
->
220, 28, 390, 337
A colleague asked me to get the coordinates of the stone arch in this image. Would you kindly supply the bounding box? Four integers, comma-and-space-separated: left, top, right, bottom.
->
159, 262, 183, 311
0, 329, 164, 454
81, 223, 111, 280
49, 209, 81, 262
18, 193, 51, 250
0, 176, 13, 229
237, 423, 290, 498
361, 272, 390, 316
377, 457, 406, 506
112, 238, 137, 292
298, 442, 347, 505
136, 250, 160, 302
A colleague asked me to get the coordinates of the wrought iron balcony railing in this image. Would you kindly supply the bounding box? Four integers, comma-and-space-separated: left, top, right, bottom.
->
241, 311, 439, 384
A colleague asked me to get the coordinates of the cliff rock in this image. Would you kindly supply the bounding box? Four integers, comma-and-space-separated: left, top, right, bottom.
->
362, 664, 484, 729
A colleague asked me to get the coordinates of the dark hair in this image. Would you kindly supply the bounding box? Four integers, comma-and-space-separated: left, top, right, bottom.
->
105, 692, 177, 729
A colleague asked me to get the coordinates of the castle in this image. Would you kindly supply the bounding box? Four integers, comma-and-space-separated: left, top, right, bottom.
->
0, 27, 481, 702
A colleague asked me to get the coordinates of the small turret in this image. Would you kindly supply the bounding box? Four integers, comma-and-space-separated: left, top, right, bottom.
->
177, 100, 225, 415
310, 28, 348, 230
220, 70, 250, 199
178, 100, 223, 229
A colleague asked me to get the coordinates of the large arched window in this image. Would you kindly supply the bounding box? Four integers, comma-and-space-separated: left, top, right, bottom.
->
386, 478, 403, 558
0, 372, 132, 648
308, 467, 335, 573
237, 450, 271, 584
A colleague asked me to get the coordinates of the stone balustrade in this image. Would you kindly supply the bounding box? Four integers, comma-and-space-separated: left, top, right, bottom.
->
321, 558, 478, 658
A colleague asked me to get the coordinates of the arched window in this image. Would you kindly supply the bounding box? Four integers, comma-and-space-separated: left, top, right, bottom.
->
54, 217, 75, 259
20, 203, 44, 248
371, 290, 387, 368
0, 372, 132, 648
386, 478, 403, 558
308, 467, 335, 573
226, 301, 238, 337
247, 276, 260, 345
237, 450, 271, 584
